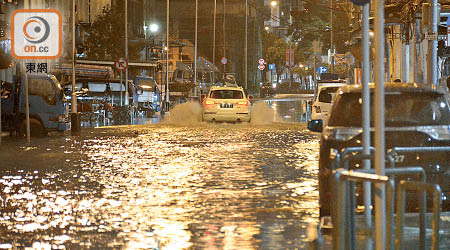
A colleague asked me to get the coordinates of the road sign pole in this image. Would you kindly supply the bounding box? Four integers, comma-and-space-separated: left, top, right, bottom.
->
362, 1, 373, 234
125, 0, 129, 106
374, 0, 386, 249
23, 62, 30, 142
166, 0, 170, 111
120, 71, 123, 106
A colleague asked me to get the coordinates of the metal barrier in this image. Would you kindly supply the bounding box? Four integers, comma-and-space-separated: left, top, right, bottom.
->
332, 167, 428, 250
396, 181, 442, 250
387, 146, 450, 249
331, 147, 444, 249
358, 168, 426, 250
332, 169, 389, 250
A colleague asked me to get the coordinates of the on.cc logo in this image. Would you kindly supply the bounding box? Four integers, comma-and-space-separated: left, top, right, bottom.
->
23, 16, 50, 44
12, 9, 62, 59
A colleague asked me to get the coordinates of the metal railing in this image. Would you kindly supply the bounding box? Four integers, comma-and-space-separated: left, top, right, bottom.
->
396, 181, 442, 250
328, 146, 447, 250
332, 169, 389, 250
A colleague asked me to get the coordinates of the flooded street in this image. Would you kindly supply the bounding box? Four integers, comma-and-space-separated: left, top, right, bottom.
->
0, 98, 321, 250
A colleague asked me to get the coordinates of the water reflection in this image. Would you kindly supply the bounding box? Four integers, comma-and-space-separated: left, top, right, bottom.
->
0, 100, 320, 249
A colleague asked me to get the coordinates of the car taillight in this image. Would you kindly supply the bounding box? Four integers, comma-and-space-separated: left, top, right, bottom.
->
237, 100, 249, 106
204, 99, 216, 105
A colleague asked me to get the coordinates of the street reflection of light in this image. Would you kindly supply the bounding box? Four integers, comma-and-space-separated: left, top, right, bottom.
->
222, 222, 259, 250
0, 116, 320, 249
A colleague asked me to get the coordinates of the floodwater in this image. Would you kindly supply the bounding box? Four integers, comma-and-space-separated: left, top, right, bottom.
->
0, 97, 321, 249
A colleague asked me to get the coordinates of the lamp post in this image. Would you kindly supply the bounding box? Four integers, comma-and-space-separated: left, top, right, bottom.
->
223, 0, 226, 76
125, 0, 129, 106
194, 0, 198, 96
166, 0, 170, 111
244, 0, 248, 90
213, 0, 216, 85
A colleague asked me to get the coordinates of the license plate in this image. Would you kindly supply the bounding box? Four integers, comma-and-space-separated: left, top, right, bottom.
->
220, 103, 233, 108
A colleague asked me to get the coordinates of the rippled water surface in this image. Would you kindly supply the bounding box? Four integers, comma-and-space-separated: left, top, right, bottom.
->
0, 100, 320, 249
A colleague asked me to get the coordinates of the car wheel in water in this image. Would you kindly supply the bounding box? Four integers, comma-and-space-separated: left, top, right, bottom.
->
20, 118, 45, 137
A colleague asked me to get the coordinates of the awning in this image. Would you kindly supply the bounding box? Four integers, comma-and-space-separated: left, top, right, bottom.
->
60, 64, 113, 78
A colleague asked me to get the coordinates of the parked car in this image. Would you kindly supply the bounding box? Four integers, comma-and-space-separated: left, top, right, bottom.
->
308, 83, 450, 216
310, 83, 346, 126
202, 84, 253, 123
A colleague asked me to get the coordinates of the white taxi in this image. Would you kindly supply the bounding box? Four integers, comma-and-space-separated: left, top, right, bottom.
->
201, 85, 252, 122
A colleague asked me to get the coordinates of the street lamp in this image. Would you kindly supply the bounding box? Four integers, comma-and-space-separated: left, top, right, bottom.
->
271, 1, 277, 7
150, 23, 159, 33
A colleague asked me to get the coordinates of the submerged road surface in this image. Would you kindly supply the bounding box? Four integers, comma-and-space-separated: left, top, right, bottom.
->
0, 99, 321, 249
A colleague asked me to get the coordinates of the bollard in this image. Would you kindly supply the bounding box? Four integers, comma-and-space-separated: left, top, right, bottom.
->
71, 113, 81, 134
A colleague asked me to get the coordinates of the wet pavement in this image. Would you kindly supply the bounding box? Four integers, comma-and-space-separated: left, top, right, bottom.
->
0, 98, 321, 249
1, 96, 449, 249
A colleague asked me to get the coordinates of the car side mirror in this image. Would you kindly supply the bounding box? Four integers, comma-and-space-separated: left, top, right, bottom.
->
307, 119, 323, 132
248, 95, 254, 101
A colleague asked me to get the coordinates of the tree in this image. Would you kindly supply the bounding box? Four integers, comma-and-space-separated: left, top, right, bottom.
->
290, 1, 352, 62
262, 31, 288, 82
82, 5, 144, 61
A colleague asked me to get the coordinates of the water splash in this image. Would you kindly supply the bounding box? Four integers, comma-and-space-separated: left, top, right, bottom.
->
250, 101, 283, 125
161, 101, 202, 125
161, 101, 281, 125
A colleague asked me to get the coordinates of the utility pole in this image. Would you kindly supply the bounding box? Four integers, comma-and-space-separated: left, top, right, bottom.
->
330, 0, 334, 72
166, 0, 170, 111
374, 0, 386, 249
223, 0, 226, 76
71, 0, 79, 134
244, 0, 248, 90
427, 0, 438, 85
362, 1, 372, 238
194, 0, 198, 96
125, 0, 129, 106
213, 0, 217, 85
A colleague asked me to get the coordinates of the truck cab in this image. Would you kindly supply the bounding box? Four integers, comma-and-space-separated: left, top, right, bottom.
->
134, 75, 161, 116
1, 74, 70, 136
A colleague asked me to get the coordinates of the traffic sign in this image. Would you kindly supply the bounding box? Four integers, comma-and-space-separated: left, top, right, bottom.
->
258, 64, 265, 70
258, 58, 265, 65
318, 66, 327, 74
425, 32, 437, 41
221, 57, 227, 65
350, 0, 369, 6
114, 58, 128, 72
